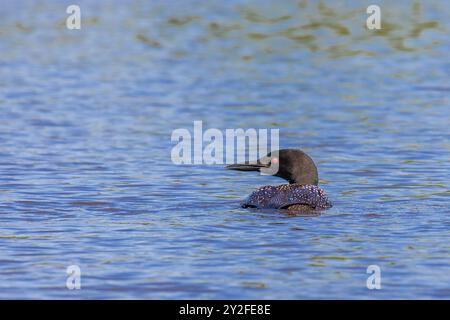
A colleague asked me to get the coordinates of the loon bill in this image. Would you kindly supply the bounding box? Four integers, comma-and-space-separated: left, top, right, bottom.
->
226, 149, 332, 212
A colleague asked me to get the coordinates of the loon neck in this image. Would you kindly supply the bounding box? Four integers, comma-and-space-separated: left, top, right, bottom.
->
288, 177, 318, 186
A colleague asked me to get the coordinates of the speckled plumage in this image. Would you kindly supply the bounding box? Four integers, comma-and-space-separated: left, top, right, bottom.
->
241, 184, 332, 211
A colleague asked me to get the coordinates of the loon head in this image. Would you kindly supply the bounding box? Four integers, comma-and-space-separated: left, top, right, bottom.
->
226, 149, 319, 186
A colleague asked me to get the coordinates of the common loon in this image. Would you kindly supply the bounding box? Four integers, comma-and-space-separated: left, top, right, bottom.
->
226, 149, 332, 212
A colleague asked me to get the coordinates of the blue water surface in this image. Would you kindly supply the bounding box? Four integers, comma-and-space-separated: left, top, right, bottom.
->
0, 0, 449, 299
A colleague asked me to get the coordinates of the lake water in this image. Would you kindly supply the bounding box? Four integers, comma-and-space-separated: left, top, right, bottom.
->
0, 0, 449, 299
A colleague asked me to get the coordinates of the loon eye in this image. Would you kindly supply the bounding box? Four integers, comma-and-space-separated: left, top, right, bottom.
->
271, 157, 279, 165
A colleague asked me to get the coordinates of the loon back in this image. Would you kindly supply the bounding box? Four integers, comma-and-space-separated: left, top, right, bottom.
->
241, 184, 332, 211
